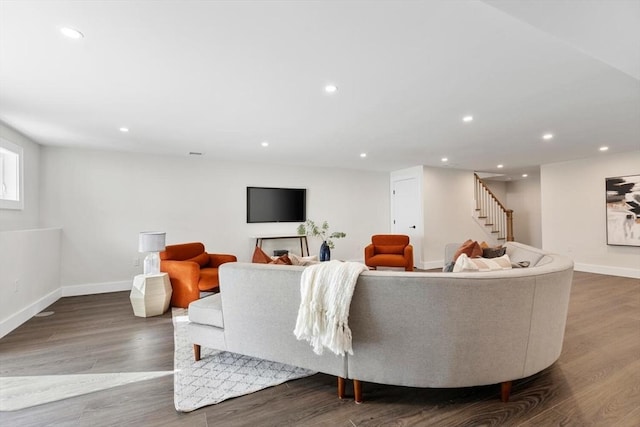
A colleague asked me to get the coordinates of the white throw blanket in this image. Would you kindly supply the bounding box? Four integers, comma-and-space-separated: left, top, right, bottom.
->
294, 260, 368, 356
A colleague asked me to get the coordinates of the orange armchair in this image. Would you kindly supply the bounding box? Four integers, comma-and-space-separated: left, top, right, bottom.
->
160, 242, 237, 308
364, 234, 414, 271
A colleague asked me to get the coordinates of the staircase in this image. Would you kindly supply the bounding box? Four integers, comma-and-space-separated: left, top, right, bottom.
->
474, 173, 514, 242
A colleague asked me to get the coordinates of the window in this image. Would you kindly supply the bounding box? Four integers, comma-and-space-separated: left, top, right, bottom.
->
0, 138, 23, 210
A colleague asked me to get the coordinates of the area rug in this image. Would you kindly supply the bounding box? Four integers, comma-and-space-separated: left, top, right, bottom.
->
172, 308, 315, 412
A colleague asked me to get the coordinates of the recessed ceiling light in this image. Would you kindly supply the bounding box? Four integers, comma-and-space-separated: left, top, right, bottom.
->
462, 115, 473, 122
119, 127, 129, 133
497, 164, 504, 169
522, 174, 528, 178
324, 84, 338, 93
60, 27, 84, 39
441, 157, 448, 162
261, 141, 269, 147
543, 133, 553, 140
599, 146, 609, 151
360, 153, 367, 158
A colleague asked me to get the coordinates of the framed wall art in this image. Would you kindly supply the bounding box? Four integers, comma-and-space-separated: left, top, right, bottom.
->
605, 174, 640, 246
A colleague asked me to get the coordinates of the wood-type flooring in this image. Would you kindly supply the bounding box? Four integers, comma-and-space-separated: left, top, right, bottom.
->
0, 271, 638, 426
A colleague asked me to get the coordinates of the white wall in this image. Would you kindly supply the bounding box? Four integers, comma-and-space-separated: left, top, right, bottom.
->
483, 179, 507, 203
0, 122, 40, 231
505, 172, 542, 247
0, 123, 60, 338
0, 228, 61, 337
422, 167, 488, 265
541, 151, 640, 278
39, 146, 390, 289
479, 176, 542, 247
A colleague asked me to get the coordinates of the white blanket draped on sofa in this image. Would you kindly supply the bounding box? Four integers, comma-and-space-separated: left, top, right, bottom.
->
294, 260, 368, 356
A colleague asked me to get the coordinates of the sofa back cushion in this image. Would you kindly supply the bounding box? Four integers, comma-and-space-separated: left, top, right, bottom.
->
375, 245, 406, 255
160, 242, 205, 261
506, 243, 545, 267
371, 234, 409, 247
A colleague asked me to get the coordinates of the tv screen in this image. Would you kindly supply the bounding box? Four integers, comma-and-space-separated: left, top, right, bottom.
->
246, 187, 306, 223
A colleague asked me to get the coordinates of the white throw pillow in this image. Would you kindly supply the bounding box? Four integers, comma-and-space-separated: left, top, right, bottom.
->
288, 253, 320, 266
453, 253, 512, 272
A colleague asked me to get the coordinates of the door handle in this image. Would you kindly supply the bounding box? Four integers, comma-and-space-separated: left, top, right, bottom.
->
409, 225, 416, 229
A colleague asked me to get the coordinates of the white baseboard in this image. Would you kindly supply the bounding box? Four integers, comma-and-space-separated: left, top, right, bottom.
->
574, 263, 640, 279
61, 280, 132, 297
420, 260, 444, 270
0, 289, 61, 339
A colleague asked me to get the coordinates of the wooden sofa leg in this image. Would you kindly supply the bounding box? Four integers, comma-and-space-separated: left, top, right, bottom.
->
501, 380, 512, 402
354, 379, 363, 404
338, 377, 345, 399
194, 344, 201, 361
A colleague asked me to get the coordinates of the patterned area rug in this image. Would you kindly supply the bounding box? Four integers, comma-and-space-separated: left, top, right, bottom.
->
172, 308, 315, 412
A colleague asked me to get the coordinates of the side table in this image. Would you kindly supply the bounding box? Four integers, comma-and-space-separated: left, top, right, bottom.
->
130, 273, 172, 317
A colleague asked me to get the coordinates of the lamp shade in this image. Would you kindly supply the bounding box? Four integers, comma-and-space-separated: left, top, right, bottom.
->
138, 231, 166, 253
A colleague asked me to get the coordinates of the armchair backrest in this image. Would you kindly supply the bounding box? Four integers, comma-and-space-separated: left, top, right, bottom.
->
160, 242, 205, 261
371, 234, 410, 254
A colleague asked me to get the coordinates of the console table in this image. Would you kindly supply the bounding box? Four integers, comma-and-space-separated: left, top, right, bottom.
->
253, 235, 310, 256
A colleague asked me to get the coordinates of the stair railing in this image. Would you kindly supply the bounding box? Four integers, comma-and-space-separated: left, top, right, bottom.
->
474, 173, 514, 242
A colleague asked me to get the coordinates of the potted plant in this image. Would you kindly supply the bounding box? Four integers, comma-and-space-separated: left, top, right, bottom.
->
297, 220, 346, 261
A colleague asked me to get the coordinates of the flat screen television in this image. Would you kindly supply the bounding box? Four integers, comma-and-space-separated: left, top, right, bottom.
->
246, 187, 306, 223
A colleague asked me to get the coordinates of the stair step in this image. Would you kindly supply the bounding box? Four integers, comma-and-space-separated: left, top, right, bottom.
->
478, 216, 487, 219
485, 223, 494, 226
491, 231, 499, 234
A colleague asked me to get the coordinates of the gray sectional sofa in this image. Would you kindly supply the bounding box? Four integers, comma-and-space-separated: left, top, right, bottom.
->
187, 241, 574, 403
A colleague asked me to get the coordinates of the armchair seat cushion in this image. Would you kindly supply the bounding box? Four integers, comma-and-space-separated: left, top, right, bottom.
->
198, 268, 220, 291
366, 254, 410, 268
189, 294, 224, 328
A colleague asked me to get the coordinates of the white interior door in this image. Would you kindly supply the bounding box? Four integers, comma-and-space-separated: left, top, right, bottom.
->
392, 177, 422, 268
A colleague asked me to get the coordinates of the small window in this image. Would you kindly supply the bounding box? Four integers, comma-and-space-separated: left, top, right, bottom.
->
0, 138, 24, 210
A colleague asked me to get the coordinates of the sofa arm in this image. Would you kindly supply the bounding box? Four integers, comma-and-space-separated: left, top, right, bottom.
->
404, 245, 414, 271
161, 260, 200, 308
209, 254, 238, 268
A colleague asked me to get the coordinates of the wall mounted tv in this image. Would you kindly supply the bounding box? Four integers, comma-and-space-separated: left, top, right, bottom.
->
246, 187, 306, 223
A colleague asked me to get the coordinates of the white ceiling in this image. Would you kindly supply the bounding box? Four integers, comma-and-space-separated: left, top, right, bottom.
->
1, 0, 639, 177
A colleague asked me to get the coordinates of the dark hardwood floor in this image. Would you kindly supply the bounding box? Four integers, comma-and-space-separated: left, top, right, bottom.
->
0, 271, 638, 426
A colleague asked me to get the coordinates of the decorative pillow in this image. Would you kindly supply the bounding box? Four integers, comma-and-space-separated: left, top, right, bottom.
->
453, 240, 483, 261
186, 252, 210, 267
453, 253, 512, 272
271, 254, 292, 265
288, 253, 320, 266
252, 246, 273, 264
482, 246, 506, 259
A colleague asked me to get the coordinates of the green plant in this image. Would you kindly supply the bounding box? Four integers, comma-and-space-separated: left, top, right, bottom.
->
297, 220, 346, 249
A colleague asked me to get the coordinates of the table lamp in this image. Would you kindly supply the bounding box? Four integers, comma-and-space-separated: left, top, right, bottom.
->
138, 231, 166, 275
